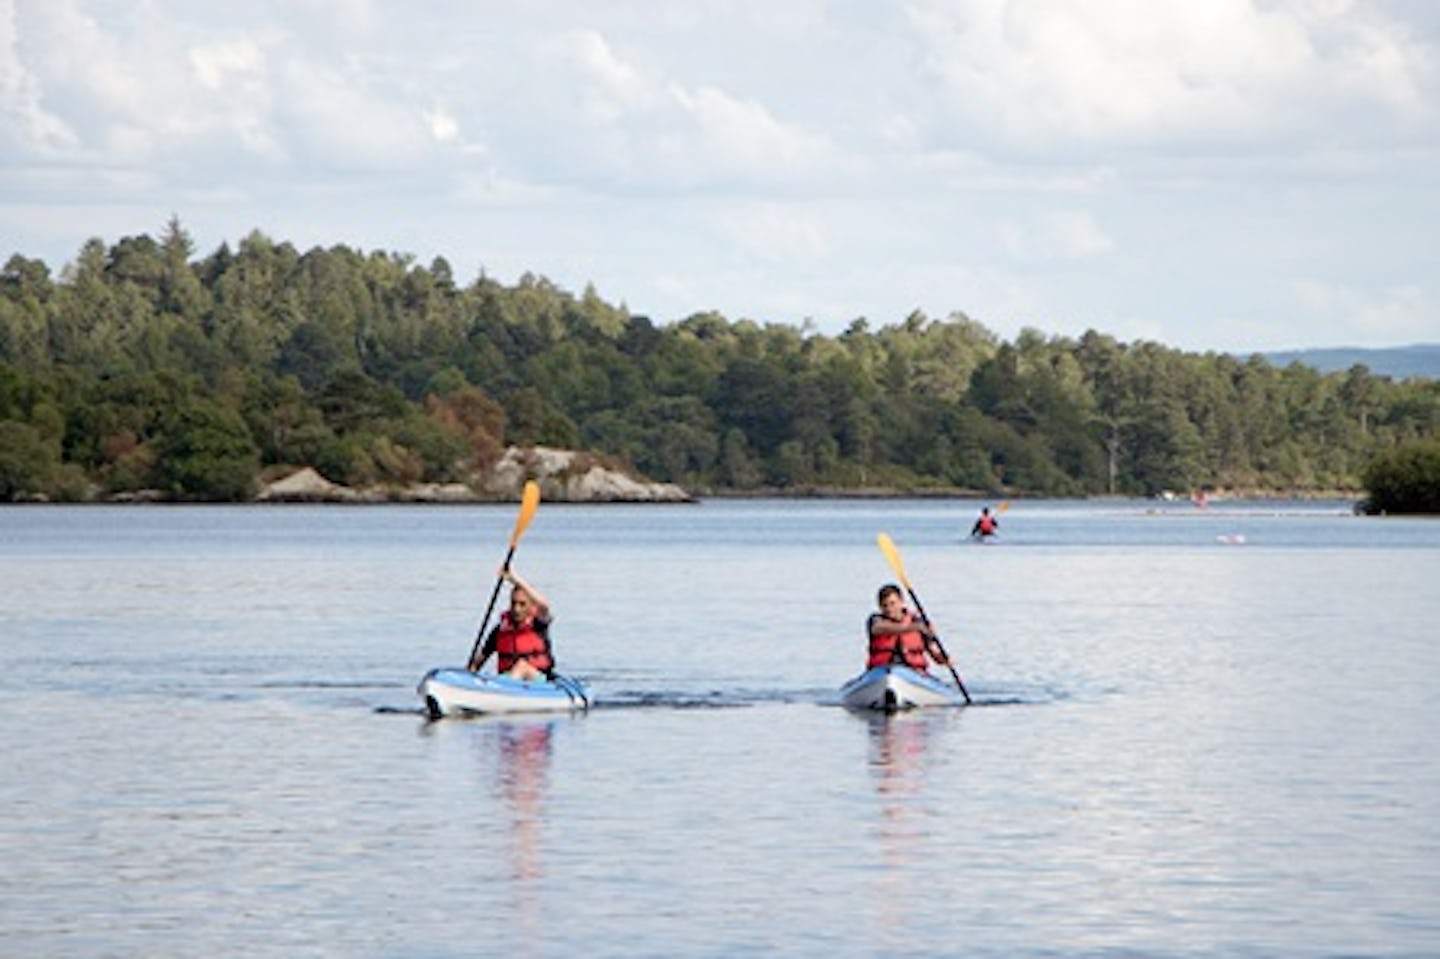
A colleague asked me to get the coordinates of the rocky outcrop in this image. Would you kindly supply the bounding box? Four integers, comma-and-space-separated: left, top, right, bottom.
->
257, 447, 693, 504
481, 446, 692, 503
257, 466, 356, 502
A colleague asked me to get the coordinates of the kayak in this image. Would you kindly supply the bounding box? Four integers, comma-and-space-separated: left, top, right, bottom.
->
418, 667, 591, 719
840, 664, 968, 712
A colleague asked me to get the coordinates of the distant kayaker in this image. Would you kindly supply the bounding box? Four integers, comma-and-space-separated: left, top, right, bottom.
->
867, 584, 949, 674
970, 506, 999, 540
469, 569, 556, 680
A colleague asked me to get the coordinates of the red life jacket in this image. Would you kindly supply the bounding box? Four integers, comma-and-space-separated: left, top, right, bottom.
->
977, 514, 996, 535
868, 611, 928, 671
494, 611, 554, 675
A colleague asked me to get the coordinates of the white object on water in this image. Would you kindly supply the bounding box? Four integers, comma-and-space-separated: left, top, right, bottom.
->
839, 664, 968, 711
418, 667, 591, 718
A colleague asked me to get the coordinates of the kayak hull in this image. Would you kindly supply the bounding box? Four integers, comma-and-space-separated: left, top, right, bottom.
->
418, 667, 591, 718
840, 664, 967, 712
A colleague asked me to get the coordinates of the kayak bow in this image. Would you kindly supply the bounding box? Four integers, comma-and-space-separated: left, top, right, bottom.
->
840, 664, 969, 712
418, 667, 591, 719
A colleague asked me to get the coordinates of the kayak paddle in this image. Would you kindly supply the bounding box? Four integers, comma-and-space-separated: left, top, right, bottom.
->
468, 480, 541, 670
877, 532, 972, 704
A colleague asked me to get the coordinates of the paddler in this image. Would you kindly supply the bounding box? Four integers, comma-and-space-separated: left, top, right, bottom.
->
469, 568, 556, 681
970, 505, 999, 540
866, 584, 949, 674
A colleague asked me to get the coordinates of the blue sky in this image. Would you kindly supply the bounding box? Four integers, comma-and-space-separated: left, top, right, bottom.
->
3, 0, 1438, 352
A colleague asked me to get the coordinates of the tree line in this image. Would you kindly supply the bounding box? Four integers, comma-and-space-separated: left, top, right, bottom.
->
2, 219, 1438, 503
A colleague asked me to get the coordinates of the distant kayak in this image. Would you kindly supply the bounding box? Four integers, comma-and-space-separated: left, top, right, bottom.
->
418, 667, 591, 719
839, 664, 969, 712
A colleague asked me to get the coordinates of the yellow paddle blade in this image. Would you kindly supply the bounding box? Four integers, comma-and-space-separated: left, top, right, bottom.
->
876, 532, 910, 590
996, 501, 1010, 514
511, 480, 541, 546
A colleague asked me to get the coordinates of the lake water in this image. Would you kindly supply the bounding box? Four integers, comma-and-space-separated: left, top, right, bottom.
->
2, 498, 1438, 958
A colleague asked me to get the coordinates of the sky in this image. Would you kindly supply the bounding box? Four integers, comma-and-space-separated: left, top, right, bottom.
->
3, 0, 1439, 353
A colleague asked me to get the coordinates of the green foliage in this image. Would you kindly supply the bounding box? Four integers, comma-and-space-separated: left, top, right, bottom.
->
1, 222, 1437, 501
156, 400, 260, 500
389, 410, 471, 483
0, 419, 59, 499
1362, 439, 1440, 514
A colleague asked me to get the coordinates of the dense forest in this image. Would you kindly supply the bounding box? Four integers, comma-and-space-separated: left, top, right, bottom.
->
2, 219, 1438, 502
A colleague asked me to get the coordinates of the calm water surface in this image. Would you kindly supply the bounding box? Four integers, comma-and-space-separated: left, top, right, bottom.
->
2, 499, 1438, 958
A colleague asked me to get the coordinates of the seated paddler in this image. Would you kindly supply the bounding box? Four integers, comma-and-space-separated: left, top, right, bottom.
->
469, 568, 556, 681
866, 583, 948, 674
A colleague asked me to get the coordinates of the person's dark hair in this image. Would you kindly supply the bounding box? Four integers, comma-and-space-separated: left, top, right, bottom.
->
877, 583, 902, 604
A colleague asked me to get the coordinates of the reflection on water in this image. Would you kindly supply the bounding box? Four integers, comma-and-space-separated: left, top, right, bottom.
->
489, 720, 554, 949
866, 713, 931, 846
493, 722, 553, 883
863, 711, 942, 939
867, 714, 927, 877
3, 502, 1438, 958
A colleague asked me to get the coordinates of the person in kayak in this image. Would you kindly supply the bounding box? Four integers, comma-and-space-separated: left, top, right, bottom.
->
867, 584, 949, 673
469, 569, 556, 680
970, 506, 999, 540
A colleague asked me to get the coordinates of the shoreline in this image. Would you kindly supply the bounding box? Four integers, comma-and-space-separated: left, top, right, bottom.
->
4, 487, 1368, 506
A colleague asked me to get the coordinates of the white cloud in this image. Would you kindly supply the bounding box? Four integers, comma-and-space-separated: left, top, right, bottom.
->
189, 37, 264, 91
545, 26, 838, 186
665, 83, 834, 177
424, 106, 459, 144
1294, 278, 1431, 343
559, 28, 655, 124
999, 210, 1114, 263
720, 204, 829, 260
276, 56, 437, 170
1357, 286, 1431, 342
1, 1, 1437, 351
1, 0, 459, 175
0, 0, 73, 149
186, 36, 283, 160
904, 0, 1437, 149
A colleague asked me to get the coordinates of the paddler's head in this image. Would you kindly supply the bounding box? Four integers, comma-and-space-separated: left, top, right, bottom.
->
509, 586, 535, 617
877, 584, 905, 619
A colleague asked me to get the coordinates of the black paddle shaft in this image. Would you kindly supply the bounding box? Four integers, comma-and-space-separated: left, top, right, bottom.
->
467, 544, 517, 670
903, 586, 972, 704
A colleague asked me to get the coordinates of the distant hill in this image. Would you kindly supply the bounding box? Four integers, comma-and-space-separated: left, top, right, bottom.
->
1258, 343, 1440, 379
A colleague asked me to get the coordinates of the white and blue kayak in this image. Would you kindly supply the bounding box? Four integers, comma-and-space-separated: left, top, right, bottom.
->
418, 667, 591, 719
840, 664, 968, 712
